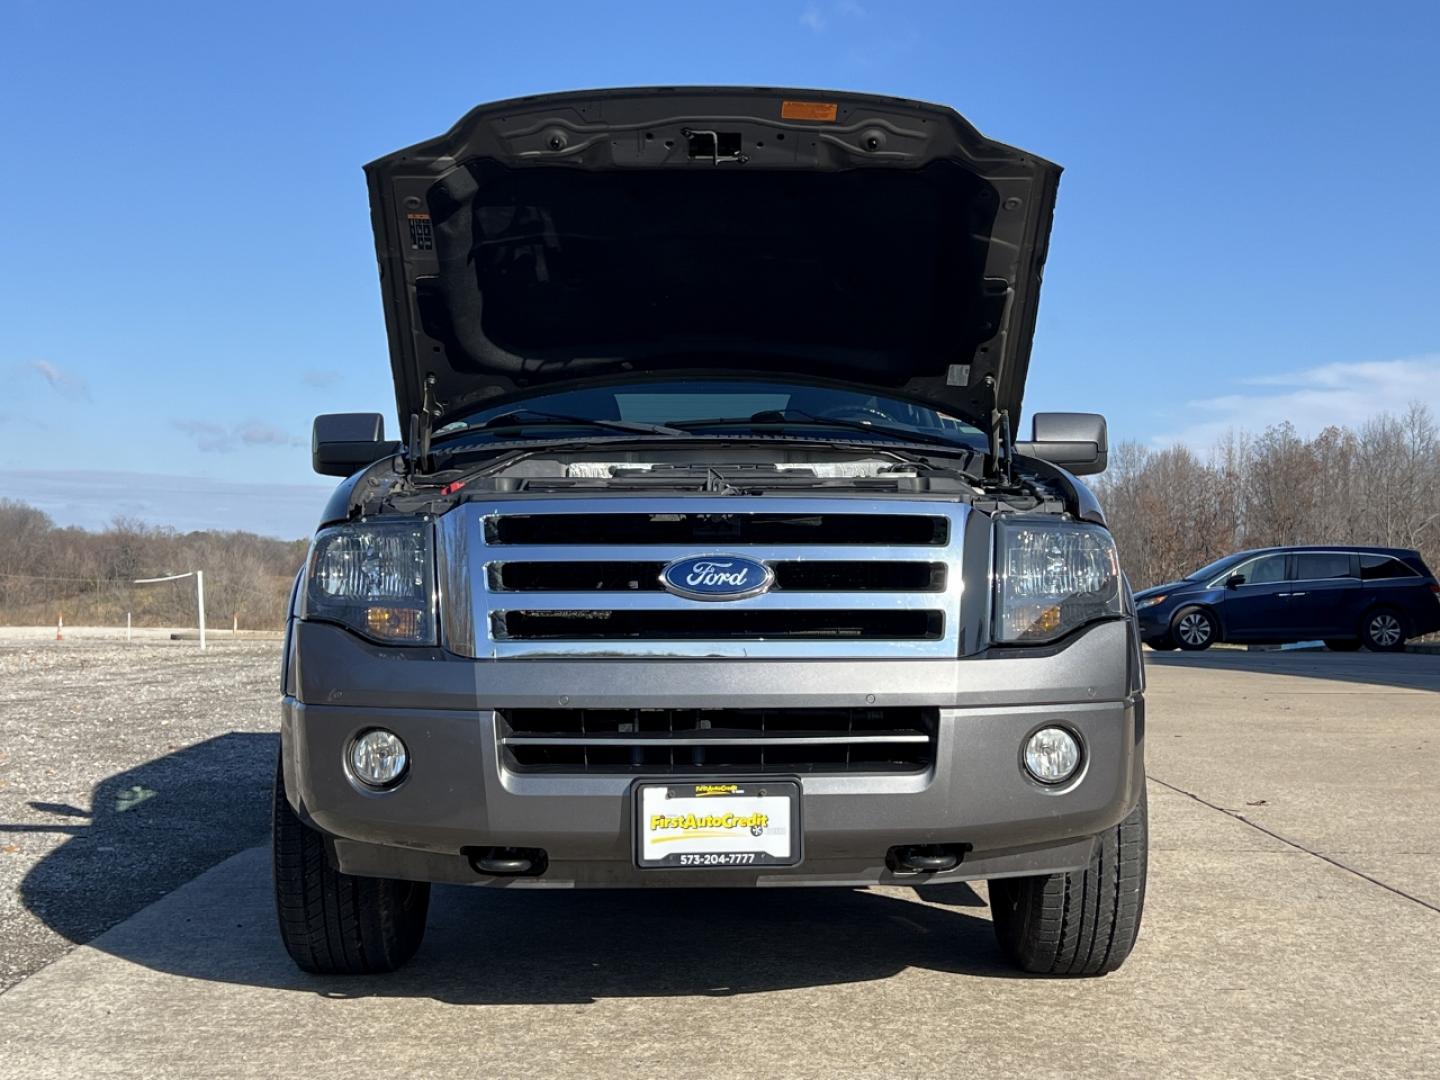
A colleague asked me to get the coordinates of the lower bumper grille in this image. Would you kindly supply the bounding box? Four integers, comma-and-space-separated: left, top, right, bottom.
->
498, 707, 938, 774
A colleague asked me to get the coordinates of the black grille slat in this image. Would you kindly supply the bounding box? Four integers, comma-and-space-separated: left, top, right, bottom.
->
493, 609, 944, 641
487, 513, 947, 547
489, 561, 945, 593
499, 707, 936, 775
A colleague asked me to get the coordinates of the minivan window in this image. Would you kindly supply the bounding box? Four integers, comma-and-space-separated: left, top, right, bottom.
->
1244, 555, 1287, 584
1216, 554, 1286, 587
1359, 554, 1419, 580
1294, 553, 1353, 580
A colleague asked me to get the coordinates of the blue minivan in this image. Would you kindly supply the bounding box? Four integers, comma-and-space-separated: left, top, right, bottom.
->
1133, 546, 1440, 651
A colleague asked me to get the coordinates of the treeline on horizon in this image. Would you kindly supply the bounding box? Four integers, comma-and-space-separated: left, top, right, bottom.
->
2, 403, 1437, 629
1094, 403, 1440, 590
0, 501, 307, 629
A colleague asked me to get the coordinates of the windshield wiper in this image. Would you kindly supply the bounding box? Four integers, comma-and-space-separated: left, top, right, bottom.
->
668, 412, 976, 451
434, 409, 687, 440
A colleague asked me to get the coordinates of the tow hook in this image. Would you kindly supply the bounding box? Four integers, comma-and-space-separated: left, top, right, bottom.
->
466, 846, 549, 876
887, 844, 968, 874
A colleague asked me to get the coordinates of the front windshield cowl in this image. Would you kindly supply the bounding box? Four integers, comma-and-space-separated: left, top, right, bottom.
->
432, 377, 988, 454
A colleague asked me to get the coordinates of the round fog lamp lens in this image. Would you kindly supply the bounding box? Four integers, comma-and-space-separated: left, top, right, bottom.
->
349, 729, 408, 788
1024, 727, 1080, 784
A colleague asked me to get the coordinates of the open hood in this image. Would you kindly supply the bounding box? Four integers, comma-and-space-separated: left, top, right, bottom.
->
365, 87, 1060, 432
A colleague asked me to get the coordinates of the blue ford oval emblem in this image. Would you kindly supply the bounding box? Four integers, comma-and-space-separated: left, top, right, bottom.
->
660, 554, 774, 602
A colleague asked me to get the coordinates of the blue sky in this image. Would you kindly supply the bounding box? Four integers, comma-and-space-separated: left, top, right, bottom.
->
2, 0, 1437, 536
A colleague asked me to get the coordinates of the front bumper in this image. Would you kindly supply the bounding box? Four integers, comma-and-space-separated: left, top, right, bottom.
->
283, 619, 1145, 887
1134, 603, 1173, 642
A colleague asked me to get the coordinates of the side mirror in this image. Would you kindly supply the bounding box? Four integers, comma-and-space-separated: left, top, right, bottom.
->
1014, 412, 1108, 476
312, 413, 401, 477
1226, 574, 1245, 589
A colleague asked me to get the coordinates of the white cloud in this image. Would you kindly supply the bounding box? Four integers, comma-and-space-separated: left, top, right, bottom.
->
1161, 355, 1440, 450
174, 419, 304, 453
28, 360, 89, 399
235, 421, 300, 448
302, 368, 341, 388
799, 1, 862, 33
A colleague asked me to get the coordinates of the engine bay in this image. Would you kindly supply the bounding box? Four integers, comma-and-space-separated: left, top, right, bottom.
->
344, 442, 1073, 520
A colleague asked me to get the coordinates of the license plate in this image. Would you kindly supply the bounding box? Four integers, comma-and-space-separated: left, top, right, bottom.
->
634, 780, 801, 869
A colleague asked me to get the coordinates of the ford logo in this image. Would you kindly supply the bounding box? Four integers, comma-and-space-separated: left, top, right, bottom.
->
660, 554, 774, 602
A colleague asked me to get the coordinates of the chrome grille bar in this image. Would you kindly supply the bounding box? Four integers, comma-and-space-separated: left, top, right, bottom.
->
438, 497, 967, 659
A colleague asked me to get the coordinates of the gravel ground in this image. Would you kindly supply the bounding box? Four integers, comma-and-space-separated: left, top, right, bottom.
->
0, 637, 281, 990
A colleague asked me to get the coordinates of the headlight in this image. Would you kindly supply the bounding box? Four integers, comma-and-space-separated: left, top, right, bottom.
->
301, 519, 436, 645
993, 519, 1123, 643
1136, 594, 1167, 609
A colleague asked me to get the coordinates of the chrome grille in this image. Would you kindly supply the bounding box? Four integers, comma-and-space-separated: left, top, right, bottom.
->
438, 498, 968, 659
498, 706, 937, 774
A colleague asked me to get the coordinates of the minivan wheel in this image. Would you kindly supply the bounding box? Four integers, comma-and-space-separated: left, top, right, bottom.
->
1361, 609, 1406, 652
1324, 639, 1362, 652
1172, 607, 1217, 651
990, 790, 1147, 976
272, 756, 430, 974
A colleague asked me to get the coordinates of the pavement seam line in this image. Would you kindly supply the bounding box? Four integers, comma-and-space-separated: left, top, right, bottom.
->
1147, 774, 1440, 916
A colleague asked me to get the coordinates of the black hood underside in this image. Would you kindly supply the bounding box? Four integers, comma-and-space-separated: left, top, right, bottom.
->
366, 87, 1061, 429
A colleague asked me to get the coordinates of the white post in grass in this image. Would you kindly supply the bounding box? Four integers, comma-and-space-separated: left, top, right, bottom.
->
133, 571, 207, 650
126, 611, 132, 644
195, 570, 207, 651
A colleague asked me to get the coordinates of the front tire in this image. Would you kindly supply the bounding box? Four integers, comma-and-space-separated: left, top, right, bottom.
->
1172, 607, 1217, 651
272, 756, 430, 974
990, 790, 1147, 976
1361, 609, 1407, 652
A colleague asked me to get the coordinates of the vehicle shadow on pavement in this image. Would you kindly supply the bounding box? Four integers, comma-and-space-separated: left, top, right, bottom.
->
9, 732, 277, 951
14, 738, 1031, 1000
1144, 648, 1440, 692
112, 871, 1025, 1003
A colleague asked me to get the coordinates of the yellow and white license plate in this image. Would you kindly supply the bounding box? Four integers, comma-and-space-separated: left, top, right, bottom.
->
634, 780, 801, 869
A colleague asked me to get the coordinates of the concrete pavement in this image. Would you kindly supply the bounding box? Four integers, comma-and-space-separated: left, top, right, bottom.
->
2, 649, 1437, 1078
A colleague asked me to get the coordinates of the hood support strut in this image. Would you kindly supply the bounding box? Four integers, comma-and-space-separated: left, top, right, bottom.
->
983, 374, 1014, 484
403, 375, 443, 476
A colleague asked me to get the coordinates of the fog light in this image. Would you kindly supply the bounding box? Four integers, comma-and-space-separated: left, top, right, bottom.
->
349, 729, 408, 788
1023, 727, 1080, 784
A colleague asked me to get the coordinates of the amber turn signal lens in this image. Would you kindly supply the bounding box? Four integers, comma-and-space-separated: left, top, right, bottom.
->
780, 100, 838, 121
365, 606, 424, 640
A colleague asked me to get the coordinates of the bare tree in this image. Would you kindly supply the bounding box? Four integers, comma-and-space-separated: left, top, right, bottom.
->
1095, 404, 1440, 590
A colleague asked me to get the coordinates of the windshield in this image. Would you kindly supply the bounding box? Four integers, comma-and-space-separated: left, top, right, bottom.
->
1184, 553, 1251, 582
436, 379, 988, 450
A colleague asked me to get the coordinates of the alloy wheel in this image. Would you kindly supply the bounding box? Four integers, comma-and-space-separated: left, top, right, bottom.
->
1368, 613, 1402, 648
1177, 612, 1212, 647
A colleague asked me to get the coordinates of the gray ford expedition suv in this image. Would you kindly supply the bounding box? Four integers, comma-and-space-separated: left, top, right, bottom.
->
274, 87, 1147, 977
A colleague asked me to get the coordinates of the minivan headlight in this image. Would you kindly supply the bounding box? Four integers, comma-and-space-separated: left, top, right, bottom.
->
993, 519, 1123, 644
301, 519, 436, 645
